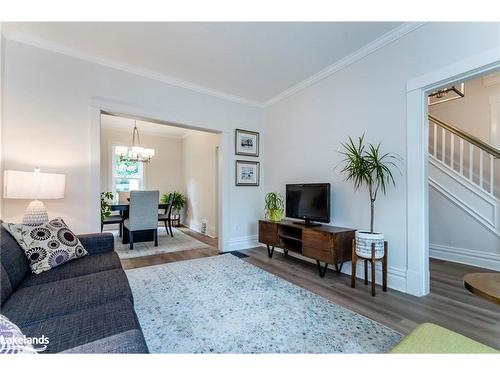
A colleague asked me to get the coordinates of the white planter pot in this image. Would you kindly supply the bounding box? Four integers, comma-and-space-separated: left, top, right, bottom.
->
355, 231, 385, 259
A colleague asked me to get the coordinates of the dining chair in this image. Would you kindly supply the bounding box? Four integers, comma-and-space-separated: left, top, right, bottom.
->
158, 193, 175, 237
101, 213, 124, 237
123, 190, 159, 249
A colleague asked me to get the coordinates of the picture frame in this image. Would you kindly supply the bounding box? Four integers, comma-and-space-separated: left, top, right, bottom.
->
235, 129, 259, 157
235, 160, 260, 186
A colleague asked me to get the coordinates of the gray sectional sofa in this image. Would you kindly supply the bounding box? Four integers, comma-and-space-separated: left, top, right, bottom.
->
0, 222, 148, 353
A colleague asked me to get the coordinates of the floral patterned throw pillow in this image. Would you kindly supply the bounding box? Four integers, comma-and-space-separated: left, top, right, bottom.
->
2, 218, 88, 274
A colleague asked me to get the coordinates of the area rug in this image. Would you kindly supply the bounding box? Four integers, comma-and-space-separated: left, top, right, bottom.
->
126, 254, 402, 353
112, 227, 210, 259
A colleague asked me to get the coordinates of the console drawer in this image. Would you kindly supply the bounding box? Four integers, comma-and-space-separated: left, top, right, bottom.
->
302, 246, 333, 264
259, 221, 280, 246
303, 229, 333, 250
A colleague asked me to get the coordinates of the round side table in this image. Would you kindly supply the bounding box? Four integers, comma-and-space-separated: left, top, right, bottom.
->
464, 273, 500, 305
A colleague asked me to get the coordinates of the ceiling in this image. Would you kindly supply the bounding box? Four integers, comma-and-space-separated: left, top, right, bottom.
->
3, 22, 403, 104
101, 114, 194, 138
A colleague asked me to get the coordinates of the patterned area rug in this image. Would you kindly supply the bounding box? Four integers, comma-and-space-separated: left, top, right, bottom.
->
126, 254, 401, 353
111, 227, 210, 259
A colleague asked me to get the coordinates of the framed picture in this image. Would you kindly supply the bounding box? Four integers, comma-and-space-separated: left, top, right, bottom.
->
235, 160, 260, 186
235, 129, 259, 157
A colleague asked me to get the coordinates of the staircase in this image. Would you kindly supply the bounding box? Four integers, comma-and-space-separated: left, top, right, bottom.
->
428, 115, 500, 270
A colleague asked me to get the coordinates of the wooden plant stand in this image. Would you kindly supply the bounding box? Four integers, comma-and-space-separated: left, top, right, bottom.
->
351, 239, 388, 296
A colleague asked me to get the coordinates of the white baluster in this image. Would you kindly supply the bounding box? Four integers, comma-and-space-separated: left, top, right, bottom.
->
479, 150, 484, 189
490, 155, 494, 195
459, 138, 464, 175
442, 128, 446, 163
433, 123, 437, 157
469, 144, 474, 181
450, 133, 455, 170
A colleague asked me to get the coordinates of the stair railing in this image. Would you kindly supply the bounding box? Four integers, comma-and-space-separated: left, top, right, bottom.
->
428, 114, 499, 197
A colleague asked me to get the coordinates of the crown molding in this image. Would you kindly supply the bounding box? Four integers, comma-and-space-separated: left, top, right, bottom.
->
264, 22, 427, 107
3, 23, 426, 110
2, 30, 265, 108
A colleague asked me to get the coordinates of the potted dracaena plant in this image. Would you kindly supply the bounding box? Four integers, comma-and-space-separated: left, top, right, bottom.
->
264, 192, 284, 222
339, 134, 399, 259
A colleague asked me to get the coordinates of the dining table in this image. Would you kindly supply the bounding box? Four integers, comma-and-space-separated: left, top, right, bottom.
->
110, 203, 169, 245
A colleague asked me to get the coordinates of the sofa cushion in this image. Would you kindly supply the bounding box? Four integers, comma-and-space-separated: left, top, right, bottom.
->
2, 218, 88, 274
77, 233, 114, 255
20, 252, 122, 288
0, 222, 30, 292
20, 298, 144, 353
2, 269, 133, 326
60, 329, 148, 354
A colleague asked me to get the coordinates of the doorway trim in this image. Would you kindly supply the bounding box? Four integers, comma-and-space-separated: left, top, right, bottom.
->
405, 47, 500, 296
88, 98, 226, 250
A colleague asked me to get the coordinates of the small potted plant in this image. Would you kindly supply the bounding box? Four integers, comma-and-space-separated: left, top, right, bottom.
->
162, 191, 187, 224
339, 134, 399, 259
265, 192, 284, 222
100, 192, 114, 222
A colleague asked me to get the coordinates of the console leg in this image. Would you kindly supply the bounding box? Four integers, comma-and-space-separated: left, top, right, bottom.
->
266, 245, 274, 258
284, 249, 288, 256
316, 261, 328, 278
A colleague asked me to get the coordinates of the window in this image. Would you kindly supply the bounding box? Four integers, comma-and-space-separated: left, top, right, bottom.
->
112, 145, 144, 193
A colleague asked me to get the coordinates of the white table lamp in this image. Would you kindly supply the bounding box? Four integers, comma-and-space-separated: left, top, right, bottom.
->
3, 169, 66, 225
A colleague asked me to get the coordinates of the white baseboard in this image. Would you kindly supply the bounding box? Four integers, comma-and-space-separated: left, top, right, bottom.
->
267, 247, 408, 293
430, 243, 500, 271
184, 220, 217, 238
227, 235, 259, 251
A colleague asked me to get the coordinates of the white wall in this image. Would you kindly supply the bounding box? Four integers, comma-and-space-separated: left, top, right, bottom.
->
100, 127, 184, 195
182, 131, 220, 237
2, 39, 265, 251
264, 23, 500, 293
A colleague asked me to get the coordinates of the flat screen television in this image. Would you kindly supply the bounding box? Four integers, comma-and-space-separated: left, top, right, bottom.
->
285, 183, 330, 226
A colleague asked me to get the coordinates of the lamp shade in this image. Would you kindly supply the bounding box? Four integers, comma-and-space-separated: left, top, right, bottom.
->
3, 170, 65, 200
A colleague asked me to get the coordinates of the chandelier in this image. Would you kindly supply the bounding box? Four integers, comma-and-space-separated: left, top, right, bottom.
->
118, 121, 155, 163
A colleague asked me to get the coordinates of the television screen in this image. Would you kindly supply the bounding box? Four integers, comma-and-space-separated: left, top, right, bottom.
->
285, 183, 330, 223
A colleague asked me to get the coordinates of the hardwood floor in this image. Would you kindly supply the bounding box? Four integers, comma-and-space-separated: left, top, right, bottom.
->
119, 229, 499, 349
120, 226, 219, 270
